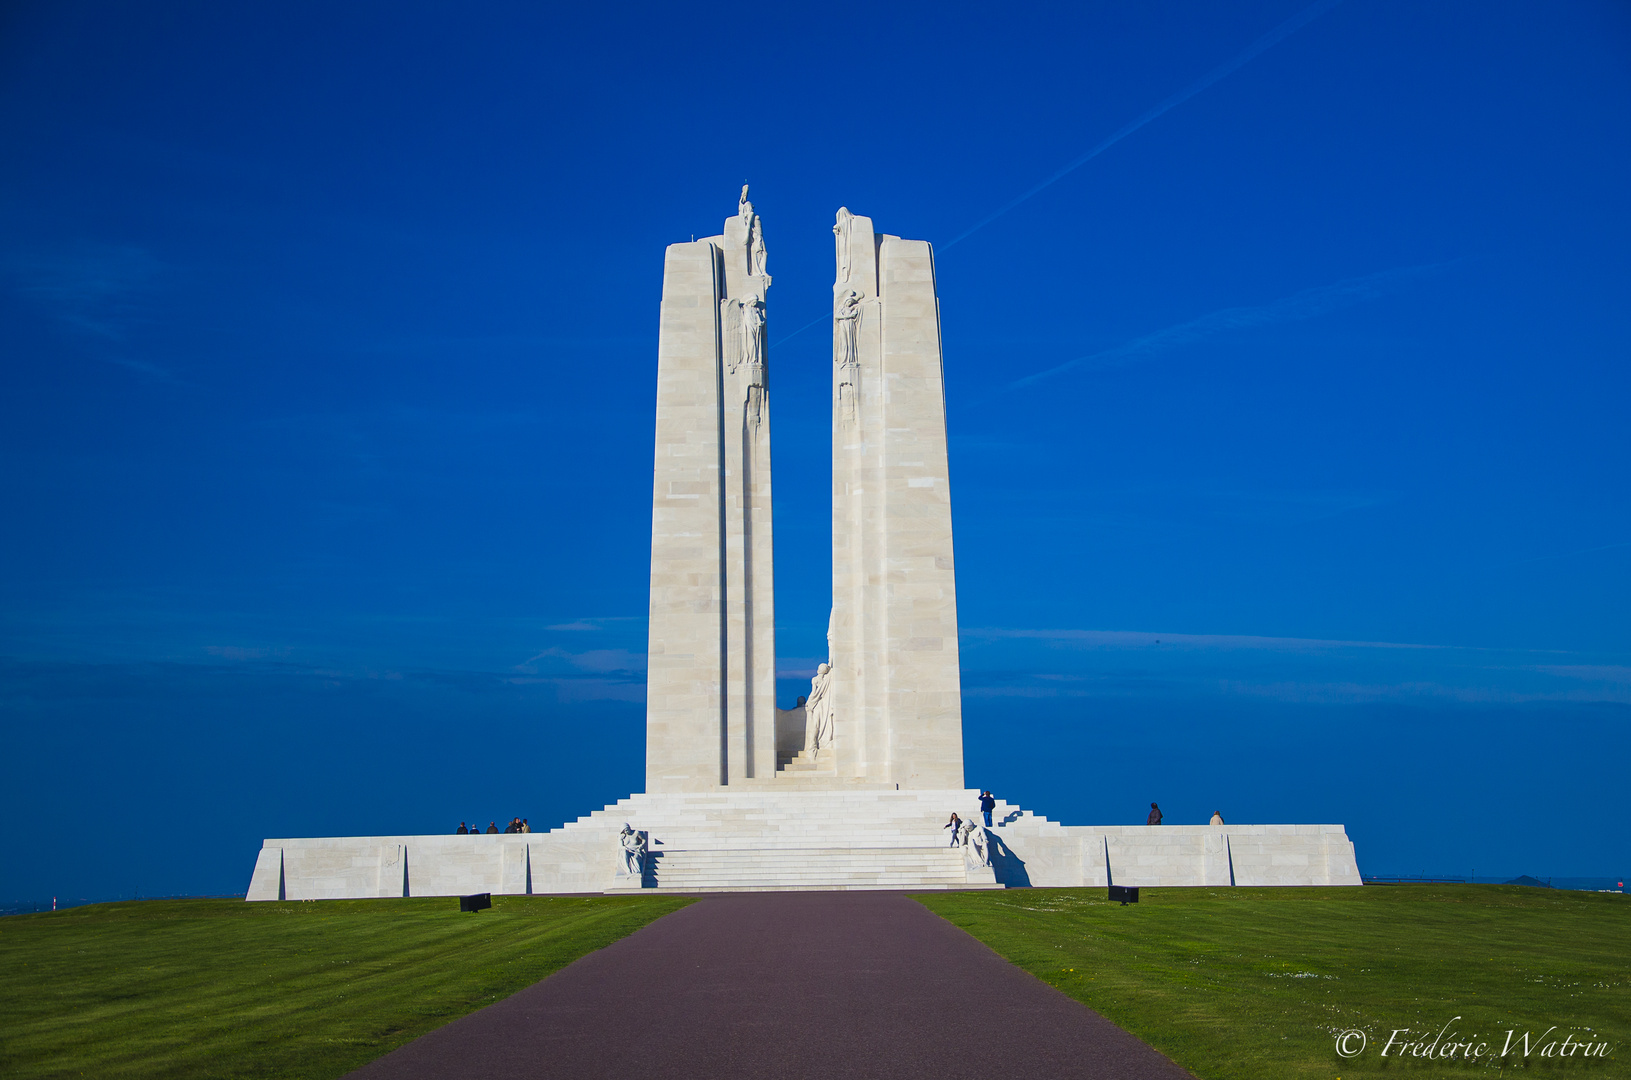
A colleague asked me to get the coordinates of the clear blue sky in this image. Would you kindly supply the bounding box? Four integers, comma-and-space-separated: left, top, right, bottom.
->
2, 1, 1627, 900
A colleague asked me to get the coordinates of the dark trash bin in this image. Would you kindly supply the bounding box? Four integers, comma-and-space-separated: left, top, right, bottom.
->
460, 892, 492, 913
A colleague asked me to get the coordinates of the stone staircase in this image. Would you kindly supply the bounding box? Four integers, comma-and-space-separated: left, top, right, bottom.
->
644, 845, 976, 892
573, 788, 1002, 893
775, 748, 835, 775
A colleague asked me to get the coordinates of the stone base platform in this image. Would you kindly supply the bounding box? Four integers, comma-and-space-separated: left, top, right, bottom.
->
246, 789, 1361, 900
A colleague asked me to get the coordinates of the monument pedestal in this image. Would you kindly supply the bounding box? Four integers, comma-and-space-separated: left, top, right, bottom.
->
247, 788, 1359, 899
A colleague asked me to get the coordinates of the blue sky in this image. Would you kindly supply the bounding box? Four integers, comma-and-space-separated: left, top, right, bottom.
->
1, 1, 1628, 900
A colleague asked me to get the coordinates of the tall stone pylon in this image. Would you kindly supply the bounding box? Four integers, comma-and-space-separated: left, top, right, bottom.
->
645, 188, 776, 792
825, 209, 966, 789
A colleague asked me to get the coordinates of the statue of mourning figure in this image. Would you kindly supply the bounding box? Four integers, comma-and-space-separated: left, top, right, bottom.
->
738, 183, 769, 280
958, 817, 989, 868
804, 662, 833, 760
617, 823, 647, 879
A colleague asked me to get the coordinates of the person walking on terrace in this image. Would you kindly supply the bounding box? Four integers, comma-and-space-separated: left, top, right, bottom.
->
456, 822, 469, 835
979, 791, 996, 828
1146, 802, 1163, 826
486, 821, 499, 834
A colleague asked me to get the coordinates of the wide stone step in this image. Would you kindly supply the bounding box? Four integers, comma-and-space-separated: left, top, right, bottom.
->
632, 843, 992, 892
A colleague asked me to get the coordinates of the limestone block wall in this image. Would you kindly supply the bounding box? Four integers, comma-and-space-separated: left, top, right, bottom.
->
829, 212, 965, 790
876, 236, 963, 788
830, 211, 883, 785
246, 830, 626, 901
989, 820, 1362, 888
645, 200, 776, 793
646, 239, 727, 792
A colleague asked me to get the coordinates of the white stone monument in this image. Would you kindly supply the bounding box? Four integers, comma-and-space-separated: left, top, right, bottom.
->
246, 191, 1364, 900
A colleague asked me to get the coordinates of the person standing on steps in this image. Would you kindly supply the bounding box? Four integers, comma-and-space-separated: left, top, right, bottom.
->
1146, 802, 1163, 825
943, 812, 962, 846
979, 790, 996, 827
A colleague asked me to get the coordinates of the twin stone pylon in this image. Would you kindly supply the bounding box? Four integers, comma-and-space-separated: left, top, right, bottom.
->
645, 192, 964, 793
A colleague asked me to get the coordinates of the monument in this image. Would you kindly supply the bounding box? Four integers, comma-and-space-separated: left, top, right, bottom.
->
246, 192, 1363, 899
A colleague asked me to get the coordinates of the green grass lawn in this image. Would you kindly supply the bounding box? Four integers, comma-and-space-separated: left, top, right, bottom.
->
915, 885, 1628, 1078
0, 894, 691, 1080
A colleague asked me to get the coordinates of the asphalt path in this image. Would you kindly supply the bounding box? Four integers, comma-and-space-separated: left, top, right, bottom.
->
347, 890, 1196, 1080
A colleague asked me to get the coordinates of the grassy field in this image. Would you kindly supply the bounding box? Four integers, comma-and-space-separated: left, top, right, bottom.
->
915, 884, 1628, 1077
0, 894, 691, 1080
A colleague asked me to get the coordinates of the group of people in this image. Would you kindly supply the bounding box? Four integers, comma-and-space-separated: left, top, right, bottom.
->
455, 818, 530, 835
1145, 802, 1227, 826
943, 790, 999, 846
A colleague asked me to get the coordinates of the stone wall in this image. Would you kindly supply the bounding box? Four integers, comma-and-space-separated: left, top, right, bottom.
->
645, 197, 776, 792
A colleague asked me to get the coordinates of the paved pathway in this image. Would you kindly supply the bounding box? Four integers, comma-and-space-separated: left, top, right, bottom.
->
347, 891, 1195, 1080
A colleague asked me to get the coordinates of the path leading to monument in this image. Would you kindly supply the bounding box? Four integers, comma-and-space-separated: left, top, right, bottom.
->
346, 891, 1196, 1080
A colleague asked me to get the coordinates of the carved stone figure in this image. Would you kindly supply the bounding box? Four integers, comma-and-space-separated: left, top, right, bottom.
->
958, 818, 989, 868
742, 296, 765, 377
618, 823, 647, 878
833, 288, 862, 423
833, 289, 861, 366
833, 206, 854, 284
722, 298, 743, 375
742, 296, 766, 426
722, 296, 767, 426
749, 215, 768, 279
739, 184, 754, 225
805, 662, 833, 759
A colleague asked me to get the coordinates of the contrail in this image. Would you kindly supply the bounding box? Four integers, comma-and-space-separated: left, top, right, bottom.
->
944, 0, 1345, 250
1009, 261, 1453, 389
773, 313, 828, 348
778, 0, 1341, 347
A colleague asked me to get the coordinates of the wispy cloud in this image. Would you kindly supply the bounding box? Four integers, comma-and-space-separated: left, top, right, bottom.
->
776, 657, 828, 679
9, 245, 161, 330
514, 647, 645, 675
5, 243, 180, 382
1535, 664, 1631, 684
960, 627, 1631, 706
1490, 541, 1631, 571
1010, 262, 1455, 389
963, 627, 1445, 653
203, 645, 289, 661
